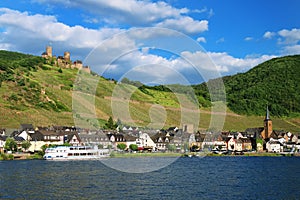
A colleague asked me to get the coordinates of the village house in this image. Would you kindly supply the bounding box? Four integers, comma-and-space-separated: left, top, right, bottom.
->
0, 135, 25, 153
136, 132, 156, 151
0, 135, 6, 153
266, 139, 283, 153
79, 130, 112, 149
170, 130, 190, 152
201, 132, 216, 150
213, 133, 228, 151
107, 133, 137, 150
22, 126, 82, 152
151, 131, 172, 152
189, 132, 205, 152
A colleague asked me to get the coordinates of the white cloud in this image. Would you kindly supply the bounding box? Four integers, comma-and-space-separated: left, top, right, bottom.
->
244, 37, 253, 41
282, 44, 300, 55
208, 52, 276, 73
181, 51, 276, 75
278, 28, 300, 44
263, 31, 276, 39
196, 37, 206, 43
208, 8, 214, 18
156, 16, 208, 34
262, 28, 300, 55
33, 0, 208, 34
0, 8, 123, 55
34, 0, 187, 24
0, 8, 280, 85
216, 37, 225, 44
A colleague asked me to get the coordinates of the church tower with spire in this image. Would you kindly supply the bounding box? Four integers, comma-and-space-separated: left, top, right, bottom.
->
262, 106, 273, 139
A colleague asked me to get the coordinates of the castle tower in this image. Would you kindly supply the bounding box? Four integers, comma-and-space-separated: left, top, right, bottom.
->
64, 51, 70, 61
46, 46, 52, 57
262, 106, 272, 139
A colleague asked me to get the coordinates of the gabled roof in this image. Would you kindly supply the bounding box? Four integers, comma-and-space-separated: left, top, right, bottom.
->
194, 133, 206, 142
151, 132, 173, 143
11, 130, 21, 137
65, 132, 81, 143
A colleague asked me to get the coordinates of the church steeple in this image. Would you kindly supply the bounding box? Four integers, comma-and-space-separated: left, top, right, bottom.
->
265, 105, 270, 120
262, 105, 273, 139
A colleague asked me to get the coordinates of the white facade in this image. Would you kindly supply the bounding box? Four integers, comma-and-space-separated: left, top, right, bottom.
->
137, 133, 156, 150
28, 140, 64, 152
266, 140, 282, 153
228, 138, 236, 151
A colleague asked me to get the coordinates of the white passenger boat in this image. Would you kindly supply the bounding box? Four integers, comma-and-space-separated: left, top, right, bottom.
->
43, 146, 110, 160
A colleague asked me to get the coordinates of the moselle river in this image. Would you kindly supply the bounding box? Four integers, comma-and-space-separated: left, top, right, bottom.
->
0, 156, 300, 200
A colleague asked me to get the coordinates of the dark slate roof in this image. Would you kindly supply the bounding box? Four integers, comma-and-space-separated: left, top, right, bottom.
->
11, 130, 21, 137
239, 138, 252, 143
0, 135, 24, 142
20, 124, 34, 131
269, 131, 279, 139
0, 135, 7, 141
107, 133, 137, 142
80, 133, 109, 143
194, 133, 205, 142
13, 136, 25, 142
151, 132, 173, 143
65, 132, 81, 143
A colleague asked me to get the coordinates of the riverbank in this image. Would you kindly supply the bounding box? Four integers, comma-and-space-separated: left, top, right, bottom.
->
0, 153, 43, 160
1, 151, 299, 160
110, 152, 182, 158
109, 151, 298, 158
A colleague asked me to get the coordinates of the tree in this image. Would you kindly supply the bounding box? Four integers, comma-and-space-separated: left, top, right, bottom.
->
129, 144, 138, 151
166, 144, 176, 152
116, 118, 122, 127
4, 137, 17, 152
21, 141, 31, 152
117, 143, 127, 151
190, 145, 200, 152
105, 116, 116, 129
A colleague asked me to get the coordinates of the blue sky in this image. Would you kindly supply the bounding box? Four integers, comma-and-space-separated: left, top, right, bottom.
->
0, 0, 299, 84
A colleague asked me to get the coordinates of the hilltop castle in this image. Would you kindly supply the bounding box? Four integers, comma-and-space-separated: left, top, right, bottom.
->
41, 46, 91, 74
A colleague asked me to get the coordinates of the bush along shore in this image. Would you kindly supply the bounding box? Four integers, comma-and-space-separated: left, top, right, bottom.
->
0, 152, 43, 161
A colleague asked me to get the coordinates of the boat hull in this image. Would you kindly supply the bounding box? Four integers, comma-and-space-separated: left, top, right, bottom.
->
43, 146, 110, 161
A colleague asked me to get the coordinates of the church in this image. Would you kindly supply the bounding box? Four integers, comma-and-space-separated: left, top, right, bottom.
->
261, 106, 273, 140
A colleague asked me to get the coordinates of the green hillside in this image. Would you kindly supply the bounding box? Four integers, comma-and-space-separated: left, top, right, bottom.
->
194, 55, 300, 117
0, 50, 299, 133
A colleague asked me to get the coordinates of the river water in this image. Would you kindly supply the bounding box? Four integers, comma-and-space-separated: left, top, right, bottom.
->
0, 156, 299, 200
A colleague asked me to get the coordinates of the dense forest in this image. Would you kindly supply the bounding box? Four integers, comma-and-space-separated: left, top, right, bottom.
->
193, 55, 300, 116
0, 50, 44, 86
